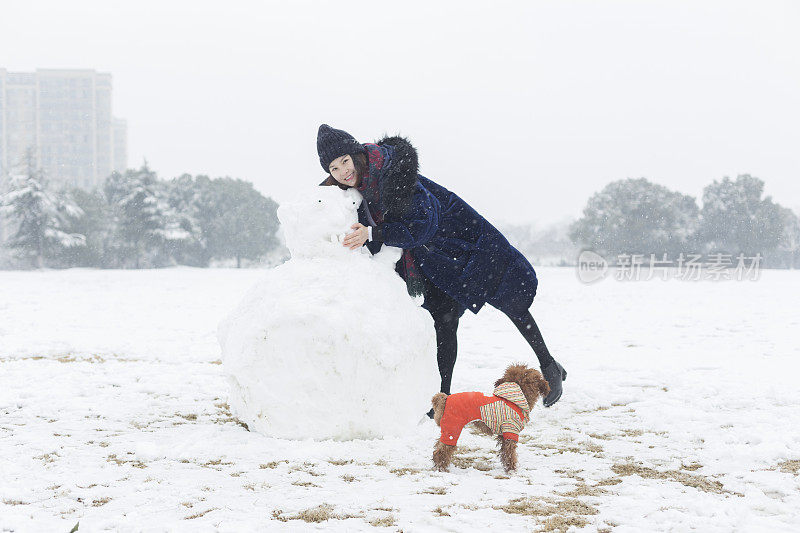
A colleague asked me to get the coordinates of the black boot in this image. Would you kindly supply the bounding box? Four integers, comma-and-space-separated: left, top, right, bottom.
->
540, 360, 567, 407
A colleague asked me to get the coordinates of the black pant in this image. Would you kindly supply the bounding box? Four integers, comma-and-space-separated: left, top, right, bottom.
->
423, 277, 554, 394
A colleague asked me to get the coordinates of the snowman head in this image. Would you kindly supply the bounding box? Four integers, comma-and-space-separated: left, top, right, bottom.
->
278, 186, 363, 258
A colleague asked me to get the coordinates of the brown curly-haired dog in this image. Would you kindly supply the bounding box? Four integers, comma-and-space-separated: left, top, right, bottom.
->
431, 363, 550, 473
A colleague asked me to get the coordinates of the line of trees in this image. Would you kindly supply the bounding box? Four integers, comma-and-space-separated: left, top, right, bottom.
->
569, 175, 800, 268
4, 158, 797, 270
0, 152, 281, 269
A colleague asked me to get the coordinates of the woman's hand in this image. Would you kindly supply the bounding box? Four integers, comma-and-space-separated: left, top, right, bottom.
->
343, 223, 369, 250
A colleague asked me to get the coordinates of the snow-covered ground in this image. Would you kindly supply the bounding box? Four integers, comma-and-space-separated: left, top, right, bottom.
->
1, 266, 799, 532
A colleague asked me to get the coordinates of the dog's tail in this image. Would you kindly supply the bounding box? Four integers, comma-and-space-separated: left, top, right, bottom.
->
431, 392, 448, 426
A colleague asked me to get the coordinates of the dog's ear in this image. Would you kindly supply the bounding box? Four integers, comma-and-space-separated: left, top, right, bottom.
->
431, 393, 448, 426
528, 368, 550, 398
431, 392, 447, 411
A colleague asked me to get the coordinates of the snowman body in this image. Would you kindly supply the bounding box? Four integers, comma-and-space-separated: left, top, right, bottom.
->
218, 186, 438, 440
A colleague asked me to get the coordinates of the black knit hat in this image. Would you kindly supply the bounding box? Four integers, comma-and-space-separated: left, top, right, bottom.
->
317, 124, 366, 172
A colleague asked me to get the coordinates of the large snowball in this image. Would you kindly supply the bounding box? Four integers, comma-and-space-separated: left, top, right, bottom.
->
218, 186, 439, 440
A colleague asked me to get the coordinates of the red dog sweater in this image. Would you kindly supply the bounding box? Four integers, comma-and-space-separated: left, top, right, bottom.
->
439, 382, 531, 445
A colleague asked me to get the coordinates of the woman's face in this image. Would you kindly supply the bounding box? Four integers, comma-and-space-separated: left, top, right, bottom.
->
329, 154, 358, 187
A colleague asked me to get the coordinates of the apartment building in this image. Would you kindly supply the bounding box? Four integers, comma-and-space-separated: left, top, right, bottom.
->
0, 68, 128, 189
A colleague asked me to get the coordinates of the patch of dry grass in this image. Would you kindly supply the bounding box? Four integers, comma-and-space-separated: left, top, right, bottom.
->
57, 354, 106, 363
33, 451, 60, 464
368, 514, 396, 527
272, 504, 361, 523
495, 495, 598, 531
528, 440, 603, 458
259, 460, 288, 469
289, 462, 322, 477
553, 468, 585, 481
1, 353, 123, 363
184, 508, 217, 520
1, 353, 109, 363
106, 453, 146, 469
201, 458, 233, 468
212, 401, 249, 430
291, 481, 320, 488
558, 482, 606, 498
777, 459, 800, 474
576, 405, 612, 414
450, 454, 493, 471
540, 515, 590, 532
419, 486, 447, 495
611, 462, 738, 495
583, 442, 604, 453
390, 467, 422, 476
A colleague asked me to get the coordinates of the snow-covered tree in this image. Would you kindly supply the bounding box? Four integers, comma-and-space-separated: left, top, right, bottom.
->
103, 163, 190, 268
204, 177, 280, 267
0, 151, 85, 268
57, 188, 115, 268
569, 178, 699, 257
501, 219, 579, 266
697, 174, 783, 255
161, 173, 210, 266
775, 207, 800, 269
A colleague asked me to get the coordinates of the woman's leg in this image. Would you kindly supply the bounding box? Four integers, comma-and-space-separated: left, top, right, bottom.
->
422, 276, 465, 394
433, 308, 460, 394
508, 311, 555, 368
507, 310, 566, 407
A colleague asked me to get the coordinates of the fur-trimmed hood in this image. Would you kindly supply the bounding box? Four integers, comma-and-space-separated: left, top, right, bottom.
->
318, 135, 419, 218
373, 135, 419, 218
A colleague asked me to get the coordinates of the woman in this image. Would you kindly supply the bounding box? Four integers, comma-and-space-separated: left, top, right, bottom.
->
317, 124, 567, 407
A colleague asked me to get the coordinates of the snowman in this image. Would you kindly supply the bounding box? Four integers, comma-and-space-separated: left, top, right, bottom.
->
217, 186, 438, 440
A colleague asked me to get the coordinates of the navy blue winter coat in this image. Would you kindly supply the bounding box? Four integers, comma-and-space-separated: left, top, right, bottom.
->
324, 136, 538, 320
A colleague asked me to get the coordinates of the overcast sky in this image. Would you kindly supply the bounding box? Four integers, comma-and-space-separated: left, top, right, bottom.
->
2, 0, 798, 226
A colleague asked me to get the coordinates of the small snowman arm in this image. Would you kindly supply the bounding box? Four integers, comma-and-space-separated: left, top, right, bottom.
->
372, 187, 439, 249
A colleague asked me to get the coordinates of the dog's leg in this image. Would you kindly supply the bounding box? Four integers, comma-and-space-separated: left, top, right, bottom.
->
498, 436, 518, 473
433, 441, 456, 471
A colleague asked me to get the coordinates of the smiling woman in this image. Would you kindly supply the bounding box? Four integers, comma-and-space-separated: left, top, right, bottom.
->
328, 154, 360, 187
315, 124, 568, 410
